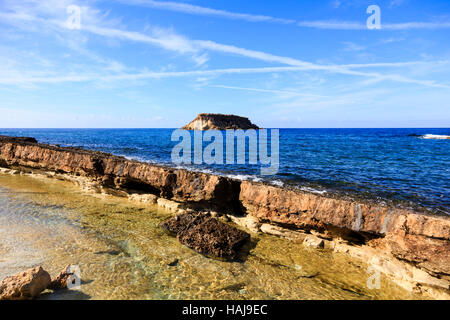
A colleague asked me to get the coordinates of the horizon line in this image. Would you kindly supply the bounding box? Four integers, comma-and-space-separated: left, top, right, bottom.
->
1, 127, 449, 130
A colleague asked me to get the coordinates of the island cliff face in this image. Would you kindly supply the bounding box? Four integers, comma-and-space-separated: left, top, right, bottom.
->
0, 135, 449, 298
182, 113, 259, 130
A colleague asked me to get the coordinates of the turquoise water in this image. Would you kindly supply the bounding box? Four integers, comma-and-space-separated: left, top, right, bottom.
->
0, 128, 448, 214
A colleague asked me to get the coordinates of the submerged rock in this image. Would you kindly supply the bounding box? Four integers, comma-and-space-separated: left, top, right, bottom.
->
181, 113, 259, 130
157, 198, 184, 212
0, 135, 37, 144
167, 259, 179, 267
128, 193, 158, 204
0, 266, 51, 300
303, 235, 325, 249
161, 213, 250, 260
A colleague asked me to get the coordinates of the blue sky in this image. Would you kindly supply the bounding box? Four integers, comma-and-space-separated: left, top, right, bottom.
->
0, 0, 449, 128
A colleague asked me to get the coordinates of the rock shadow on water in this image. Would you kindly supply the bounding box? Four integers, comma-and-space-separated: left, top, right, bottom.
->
233, 238, 258, 263
39, 289, 92, 300
38, 278, 94, 300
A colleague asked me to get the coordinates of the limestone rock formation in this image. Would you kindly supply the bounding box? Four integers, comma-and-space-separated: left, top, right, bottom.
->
0, 266, 51, 300
161, 213, 250, 260
238, 181, 450, 280
0, 135, 449, 292
0, 135, 240, 212
182, 113, 259, 130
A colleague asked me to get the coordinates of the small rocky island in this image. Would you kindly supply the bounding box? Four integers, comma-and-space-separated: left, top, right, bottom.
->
182, 113, 259, 130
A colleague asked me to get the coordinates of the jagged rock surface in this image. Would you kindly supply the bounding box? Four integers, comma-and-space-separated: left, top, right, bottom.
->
182, 113, 259, 130
161, 213, 250, 259
238, 181, 450, 279
0, 135, 240, 212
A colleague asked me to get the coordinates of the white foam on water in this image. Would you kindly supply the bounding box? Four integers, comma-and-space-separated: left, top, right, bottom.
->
420, 134, 450, 140
224, 174, 262, 182
270, 180, 284, 187
300, 187, 327, 195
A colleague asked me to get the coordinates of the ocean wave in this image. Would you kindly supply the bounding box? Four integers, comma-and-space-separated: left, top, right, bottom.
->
419, 134, 450, 140
300, 187, 327, 195
224, 174, 262, 182
123, 155, 157, 164
168, 165, 262, 182
270, 180, 284, 187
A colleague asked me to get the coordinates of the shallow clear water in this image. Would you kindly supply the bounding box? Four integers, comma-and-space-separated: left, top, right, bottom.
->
0, 173, 423, 300
0, 128, 448, 214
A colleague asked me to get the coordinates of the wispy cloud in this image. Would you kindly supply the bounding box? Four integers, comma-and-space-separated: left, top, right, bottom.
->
2, 64, 449, 90
69, 24, 450, 88
297, 21, 366, 30
115, 0, 296, 24
211, 85, 326, 98
342, 41, 366, 52
383, 22, 450, 29
116, 0, 450, 30
1, 1, 449, 90
0, 66, 340, 85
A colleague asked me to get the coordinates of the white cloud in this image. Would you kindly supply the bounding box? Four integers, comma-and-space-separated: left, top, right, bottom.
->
331, 1, 342, 9
389, 0, 406, 8
2, 64, 449, 90
76, 24, 450, 88
210, 85, 326, 98
116, 0, 295, 24
297, 20, 365, 30
342, 42, 366, 52
0, 1, 449, 90
116, 0, 450, 30
383, 22, 450, 30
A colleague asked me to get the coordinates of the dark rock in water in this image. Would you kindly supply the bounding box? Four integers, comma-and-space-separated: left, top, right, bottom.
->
0, 266, 51, 300
167, 259, 179, 267
182, 113, 259, 130
177, 217, 250, 260
161, 213, 250, 260
94, 249, 122, 256
0, 135, 38, 144
161, 212, 198, 235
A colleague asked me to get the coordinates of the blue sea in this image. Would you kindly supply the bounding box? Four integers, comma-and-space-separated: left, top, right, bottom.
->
0, 128, 449, 215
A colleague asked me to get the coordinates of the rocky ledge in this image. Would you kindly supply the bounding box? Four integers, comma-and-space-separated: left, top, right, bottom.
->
181, 113, 259, 130
0, 135, 449, 298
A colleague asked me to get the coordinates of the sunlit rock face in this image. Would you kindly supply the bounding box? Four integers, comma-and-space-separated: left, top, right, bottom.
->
0, 266, 51, 300
182, 114, 259, 130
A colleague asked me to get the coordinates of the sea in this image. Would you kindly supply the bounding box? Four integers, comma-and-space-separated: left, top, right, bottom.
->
0, 128, 449, 215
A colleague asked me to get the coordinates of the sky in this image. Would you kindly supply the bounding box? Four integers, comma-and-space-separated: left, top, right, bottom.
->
0, 0, 449, 128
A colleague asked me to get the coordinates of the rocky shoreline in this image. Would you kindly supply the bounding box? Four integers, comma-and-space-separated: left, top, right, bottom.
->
0, 135, 449, 299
